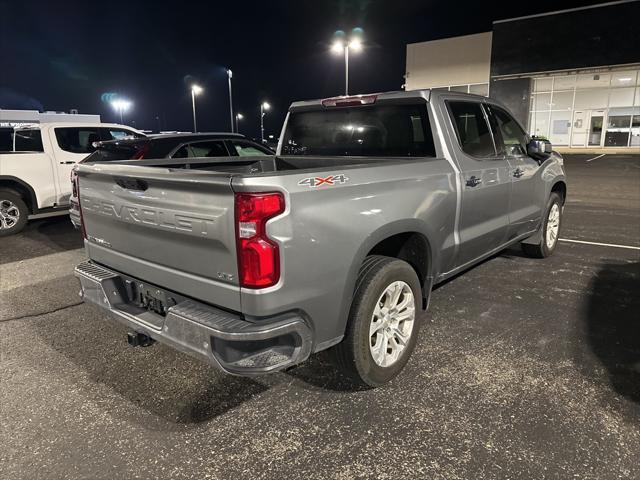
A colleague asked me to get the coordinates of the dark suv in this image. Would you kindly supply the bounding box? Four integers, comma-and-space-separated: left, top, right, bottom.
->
69, 133, 273, 228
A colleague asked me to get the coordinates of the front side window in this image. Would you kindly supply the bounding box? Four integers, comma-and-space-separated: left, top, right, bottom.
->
55, 127, 101, 154
447, 101, 495, 158
488, 106, 528, 156
281, 104, 436, 157
13, 129, 44, 152
229, 140, 271, 156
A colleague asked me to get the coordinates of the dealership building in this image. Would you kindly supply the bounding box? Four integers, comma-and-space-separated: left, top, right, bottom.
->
405, 1, 640, 152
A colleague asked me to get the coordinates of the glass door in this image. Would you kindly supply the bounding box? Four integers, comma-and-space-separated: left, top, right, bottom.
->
588, 111, 605, 146
571, 110, 588, 147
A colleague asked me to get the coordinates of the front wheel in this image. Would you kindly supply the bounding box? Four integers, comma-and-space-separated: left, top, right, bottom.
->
0, 190, 28, 237
522, 192, 563, 258
332, 256, 422, 388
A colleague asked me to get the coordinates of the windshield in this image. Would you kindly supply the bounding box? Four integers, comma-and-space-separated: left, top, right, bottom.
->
281, 103, 435, 157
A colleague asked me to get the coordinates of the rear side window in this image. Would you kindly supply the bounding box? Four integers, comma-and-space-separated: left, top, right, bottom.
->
13, 130, 44, 152
229, 140, 271, 156
187, 141, 228, 157
99, 128, 142, 141
82, 147, 138, 163
55, 127, 101, 154
447, 101, 495, 157
281, 104, 436, 157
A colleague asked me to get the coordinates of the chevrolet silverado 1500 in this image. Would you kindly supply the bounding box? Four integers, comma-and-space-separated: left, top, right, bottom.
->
74, 90, 566, 387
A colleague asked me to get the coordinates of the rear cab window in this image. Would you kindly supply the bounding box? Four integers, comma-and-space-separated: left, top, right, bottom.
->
281, 103, 436, 157
446, 101, 496, 158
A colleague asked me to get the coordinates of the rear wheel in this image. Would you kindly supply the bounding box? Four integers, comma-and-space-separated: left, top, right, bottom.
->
522, 192, 562, 258
333, 256, 422, 387
0, 190, 28, 237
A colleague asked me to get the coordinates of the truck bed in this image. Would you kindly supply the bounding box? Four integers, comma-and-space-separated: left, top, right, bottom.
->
113, 154, 404, 175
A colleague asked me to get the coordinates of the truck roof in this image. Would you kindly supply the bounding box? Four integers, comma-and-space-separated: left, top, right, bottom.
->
289, 90, 430, 110
289, 89, 489, 111
147, 132, 244, 140
14, 122, 144, 132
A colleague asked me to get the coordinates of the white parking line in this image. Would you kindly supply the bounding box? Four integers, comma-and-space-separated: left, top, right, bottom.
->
559, 238, 640, 251
585, 154, 606, 162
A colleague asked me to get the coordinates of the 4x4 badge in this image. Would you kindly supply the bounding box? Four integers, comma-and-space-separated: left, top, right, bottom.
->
298, 174, 350, 188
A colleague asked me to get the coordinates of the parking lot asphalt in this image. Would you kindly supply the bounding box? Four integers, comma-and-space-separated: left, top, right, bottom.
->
1, 154, 639, 480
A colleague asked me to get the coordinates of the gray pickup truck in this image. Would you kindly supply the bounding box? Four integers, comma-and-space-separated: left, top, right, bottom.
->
74, 90, 566, 387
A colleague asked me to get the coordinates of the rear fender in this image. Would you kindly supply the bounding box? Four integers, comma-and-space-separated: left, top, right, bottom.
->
336, 219, 436, 336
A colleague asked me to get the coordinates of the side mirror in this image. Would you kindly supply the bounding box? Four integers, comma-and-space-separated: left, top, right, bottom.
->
527, 137, 553, 160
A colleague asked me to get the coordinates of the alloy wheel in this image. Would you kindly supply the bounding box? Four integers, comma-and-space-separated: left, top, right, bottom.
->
369, 280, 416, 367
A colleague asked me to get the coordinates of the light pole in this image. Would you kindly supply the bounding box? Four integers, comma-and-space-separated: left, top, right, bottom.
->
235, 113, 243, 133
191, 84, 203, 132
227, 69, 235, 132
110, 99, 131, 124
331, 38, 362, 95
260, 102, 270, 143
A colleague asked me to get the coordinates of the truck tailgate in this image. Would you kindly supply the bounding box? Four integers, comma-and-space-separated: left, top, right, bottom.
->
77, 164, 240, 311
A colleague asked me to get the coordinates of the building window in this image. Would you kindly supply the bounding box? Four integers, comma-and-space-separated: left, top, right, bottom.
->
529, 69, 640, 148
630, 114, 640, 147
469, 84, 489, 97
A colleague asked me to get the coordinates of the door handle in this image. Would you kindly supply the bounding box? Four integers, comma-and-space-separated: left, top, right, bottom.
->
513, 168, 524, 178
59, 161, 75, 164
465, 175, 482, 187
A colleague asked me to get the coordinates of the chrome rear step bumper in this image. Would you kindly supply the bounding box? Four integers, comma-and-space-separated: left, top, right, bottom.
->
75, 261, 313, 375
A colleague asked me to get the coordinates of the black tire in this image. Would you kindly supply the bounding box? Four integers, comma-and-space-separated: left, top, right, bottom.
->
333, 255, 422, 388
0, 189, 28, 237
522, 192, 563, 258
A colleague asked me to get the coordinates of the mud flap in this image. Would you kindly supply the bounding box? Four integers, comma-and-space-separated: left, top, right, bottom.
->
521, 221, 544, 246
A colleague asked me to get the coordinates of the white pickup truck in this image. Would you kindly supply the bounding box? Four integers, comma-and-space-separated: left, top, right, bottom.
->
0, 123, 144, 236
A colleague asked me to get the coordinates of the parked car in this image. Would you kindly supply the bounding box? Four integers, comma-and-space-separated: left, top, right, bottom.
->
74, 90, 566, 387
0, 123, 144, 236
69, 133, 273, 228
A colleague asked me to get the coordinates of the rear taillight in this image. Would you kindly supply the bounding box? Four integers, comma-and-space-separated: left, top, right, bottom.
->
235, 192, 285, 288
131, 144, 149, 159
75, 175, 87, 239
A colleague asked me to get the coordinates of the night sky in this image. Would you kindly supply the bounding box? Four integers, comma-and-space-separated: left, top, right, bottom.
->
1, 0, 603, 138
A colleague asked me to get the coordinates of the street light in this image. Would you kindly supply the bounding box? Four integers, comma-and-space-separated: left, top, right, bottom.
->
331, 37, 363, 95
190, 84, 203, 132
227, 69, 234, 132
235, 113, 243, 133
110, 99, 131, 124
260, 101, 270, 143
